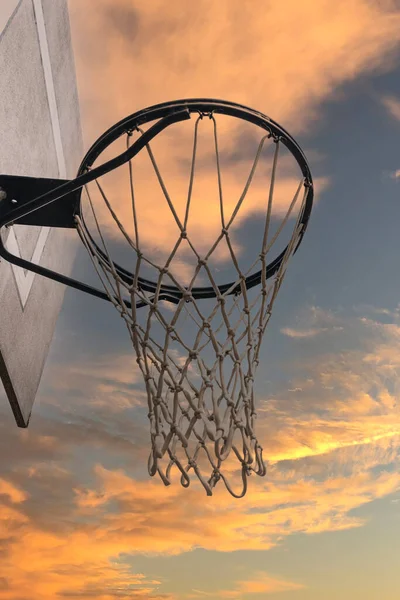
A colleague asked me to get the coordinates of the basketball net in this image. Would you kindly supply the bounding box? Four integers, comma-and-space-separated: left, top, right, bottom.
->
76, 112, 310, 497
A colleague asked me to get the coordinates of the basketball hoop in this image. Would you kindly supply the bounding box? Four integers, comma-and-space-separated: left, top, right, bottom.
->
0, 99, 313, 496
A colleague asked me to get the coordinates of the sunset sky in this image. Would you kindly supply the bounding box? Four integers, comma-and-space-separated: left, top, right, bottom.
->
2, 0, 400, 598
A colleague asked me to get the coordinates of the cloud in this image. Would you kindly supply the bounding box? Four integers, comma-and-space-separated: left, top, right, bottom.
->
2, 304, 400, 596
68, 0, 399, 277
281, 306, 344, 338
188, 572, 304, 597
281, 326, 329, 338
70, 0, 400, 136
69, 462, 400, 554
258, 307, 400, 465
382, 95, 400, 121
0, 478, 27, 504
0, 472, 174, 599
0, 450, 397, 600
237, 572, 304, 595
43, 353, 145, 412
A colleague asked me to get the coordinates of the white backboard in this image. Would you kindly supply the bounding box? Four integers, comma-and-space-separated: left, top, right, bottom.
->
0, 0, 82, 426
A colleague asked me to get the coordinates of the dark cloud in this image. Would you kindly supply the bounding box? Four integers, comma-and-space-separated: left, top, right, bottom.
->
105, 4, 140, 43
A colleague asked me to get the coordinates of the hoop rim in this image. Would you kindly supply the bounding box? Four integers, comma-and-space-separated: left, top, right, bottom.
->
77, 98, 314, 301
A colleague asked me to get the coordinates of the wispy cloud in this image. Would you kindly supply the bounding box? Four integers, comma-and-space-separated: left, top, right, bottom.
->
188, 572, 305, 598
281, 306, 344, 338
281, 326, 329, 338
43, 352, 146, 412
382, 95, 400, 122
260, 308, 400, 465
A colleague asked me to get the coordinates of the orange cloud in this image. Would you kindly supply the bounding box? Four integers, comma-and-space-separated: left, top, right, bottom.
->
0, 454, 397, 600
0, 478, 27, 503
68, 0, 400, 275
0, 482, 173, 599
69, 463, 400, 554
237, 572, 304, 594
188, 571, 304, 597
4, 296, 400, 598
70, 0, 400, 136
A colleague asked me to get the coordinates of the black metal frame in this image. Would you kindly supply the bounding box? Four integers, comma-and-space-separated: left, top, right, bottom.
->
0, 99, 314, 307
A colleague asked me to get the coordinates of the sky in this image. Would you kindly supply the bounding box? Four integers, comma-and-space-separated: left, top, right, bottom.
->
2, 0, 400, 598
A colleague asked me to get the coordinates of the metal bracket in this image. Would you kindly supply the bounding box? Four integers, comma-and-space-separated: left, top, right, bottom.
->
0, 175, 78, 227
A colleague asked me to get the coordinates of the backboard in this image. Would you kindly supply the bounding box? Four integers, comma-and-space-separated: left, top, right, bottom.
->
0, 0, 82, 426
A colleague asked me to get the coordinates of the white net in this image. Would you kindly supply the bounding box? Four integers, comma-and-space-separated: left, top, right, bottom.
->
76, 110, 310, 497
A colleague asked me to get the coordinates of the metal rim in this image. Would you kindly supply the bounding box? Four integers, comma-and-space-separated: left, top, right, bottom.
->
77, 98, 314, 301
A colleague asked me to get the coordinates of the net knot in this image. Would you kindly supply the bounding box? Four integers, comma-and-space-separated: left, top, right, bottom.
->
243, 464, 252, 476
189, 351, 198, 360
211, 469, 221, 483
222, 228, 228, 236
180, 230, 188, 239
